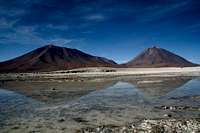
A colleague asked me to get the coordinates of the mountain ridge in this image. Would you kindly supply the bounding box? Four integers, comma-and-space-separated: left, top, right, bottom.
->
0, 45, 198, 73
0, 44, 117, 73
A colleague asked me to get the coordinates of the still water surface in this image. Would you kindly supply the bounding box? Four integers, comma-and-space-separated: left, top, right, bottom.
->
0, 77, 200, 131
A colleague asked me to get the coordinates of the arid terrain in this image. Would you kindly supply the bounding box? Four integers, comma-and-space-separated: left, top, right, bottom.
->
0, 67, 200, 133
1, 0, 200, 132
0, 43, 199, 133
1, 67, 200, 82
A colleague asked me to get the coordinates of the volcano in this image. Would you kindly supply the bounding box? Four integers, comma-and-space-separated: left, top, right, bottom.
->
0, 45, 117, 73
124, 46, 197, 68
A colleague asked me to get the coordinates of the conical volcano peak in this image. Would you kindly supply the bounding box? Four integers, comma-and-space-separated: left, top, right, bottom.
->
151, 46, 159, 48
43, 44, 62, 49
143, 46, 161, 56
43, 44, 77, 51
147, 46, 160, 50
38, 44, 58, 51
124, 47, 196, 68
142, 46, 160, 54
47, 44, 54, 48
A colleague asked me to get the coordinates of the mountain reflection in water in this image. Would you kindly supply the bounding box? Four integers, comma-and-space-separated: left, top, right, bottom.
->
0, 81, 117, 104
126, 77, 192, 97
0, 77, 196, 106
0, 76, 200, 129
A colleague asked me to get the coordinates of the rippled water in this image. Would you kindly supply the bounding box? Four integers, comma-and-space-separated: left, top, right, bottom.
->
0, 76, 200, 132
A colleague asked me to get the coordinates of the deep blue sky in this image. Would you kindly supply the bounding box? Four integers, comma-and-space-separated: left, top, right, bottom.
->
0, 0, 200, 64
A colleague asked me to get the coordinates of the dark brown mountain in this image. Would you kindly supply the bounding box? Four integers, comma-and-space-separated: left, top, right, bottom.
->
0, 44, 117, 73
124, 46, 197, 68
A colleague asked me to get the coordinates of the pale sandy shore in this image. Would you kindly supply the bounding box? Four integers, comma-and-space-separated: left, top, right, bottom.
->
1, 67, 200, 81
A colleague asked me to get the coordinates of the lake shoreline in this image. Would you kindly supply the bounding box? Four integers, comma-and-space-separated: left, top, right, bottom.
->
0, 68, 200, 133
0, 67, 200, 82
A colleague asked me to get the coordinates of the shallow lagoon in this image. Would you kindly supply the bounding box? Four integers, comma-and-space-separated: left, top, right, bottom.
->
0, 76, 200, 132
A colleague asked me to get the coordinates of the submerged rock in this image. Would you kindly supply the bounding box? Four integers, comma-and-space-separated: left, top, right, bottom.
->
57, 117, 65, 122
164, 114, 172, 118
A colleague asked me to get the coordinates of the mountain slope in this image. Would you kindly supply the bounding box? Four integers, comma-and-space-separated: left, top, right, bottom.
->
0, 45, 117, 73
124, 46, 197, 68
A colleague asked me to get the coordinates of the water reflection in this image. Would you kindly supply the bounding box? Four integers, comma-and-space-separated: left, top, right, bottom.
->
125, 77, 192, 97
0, 81, 117, 105
165, 78, 200, 98
0, 77, 200, 128
72, 82, 149, 109
63, 77, 198, 113
0, 89, 43, 124
0, 77, 196, 106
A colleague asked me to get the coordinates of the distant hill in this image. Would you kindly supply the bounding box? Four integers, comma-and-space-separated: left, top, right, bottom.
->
0, 45, 117, 73
124, 46, 197, 68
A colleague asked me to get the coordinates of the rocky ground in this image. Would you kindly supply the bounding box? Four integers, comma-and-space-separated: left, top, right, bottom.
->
79, 119, 200, 133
